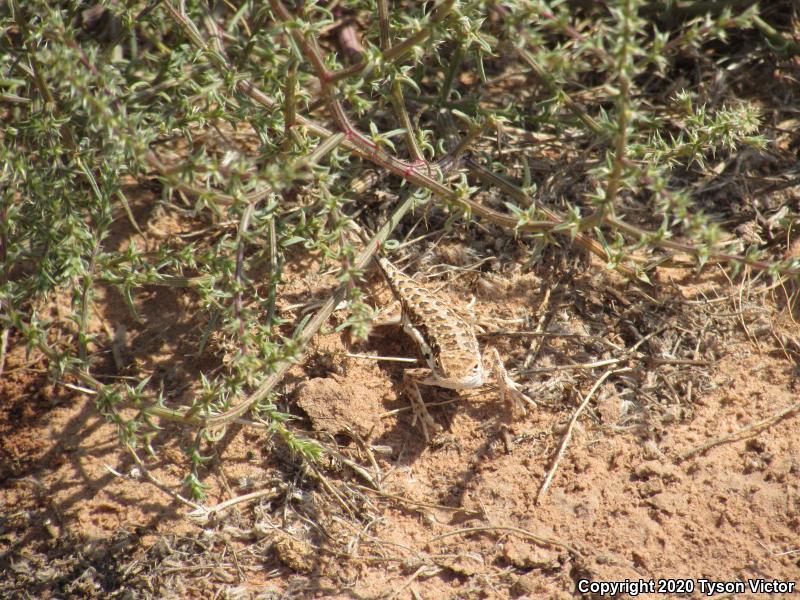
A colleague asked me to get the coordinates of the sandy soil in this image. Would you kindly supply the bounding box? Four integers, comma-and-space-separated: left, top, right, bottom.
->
1, 216, 799, 599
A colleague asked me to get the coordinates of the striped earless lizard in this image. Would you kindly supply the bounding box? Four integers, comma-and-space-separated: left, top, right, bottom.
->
375, 254, 535, 440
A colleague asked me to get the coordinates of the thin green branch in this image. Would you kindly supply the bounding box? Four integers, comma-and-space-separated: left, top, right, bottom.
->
153, 191, 420, 427
326, 0, 456, 84
161, 0, 800, 283
581, 0, 634, 229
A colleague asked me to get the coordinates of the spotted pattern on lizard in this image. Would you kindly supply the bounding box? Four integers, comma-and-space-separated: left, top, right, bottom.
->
375, 255, 534, 440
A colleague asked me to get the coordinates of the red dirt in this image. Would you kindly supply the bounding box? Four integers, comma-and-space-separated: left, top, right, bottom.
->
2, 248, 799, 598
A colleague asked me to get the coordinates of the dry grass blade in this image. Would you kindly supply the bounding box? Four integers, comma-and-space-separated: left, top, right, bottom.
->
428, 525, 583, 562
679, 399, 800, 462
187, 486, 283, 521
536, 369, 614, 504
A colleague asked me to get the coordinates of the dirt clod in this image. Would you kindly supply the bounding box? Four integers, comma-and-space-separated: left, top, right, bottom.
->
294, 375, 385, 438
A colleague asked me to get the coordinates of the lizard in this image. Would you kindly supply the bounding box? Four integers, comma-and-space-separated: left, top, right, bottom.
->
374, 253, 535, 441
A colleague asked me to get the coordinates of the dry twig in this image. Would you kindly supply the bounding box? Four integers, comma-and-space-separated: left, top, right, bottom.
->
678, 400, 800, 462
428, 524, 583, 561
536, 369, 614, 504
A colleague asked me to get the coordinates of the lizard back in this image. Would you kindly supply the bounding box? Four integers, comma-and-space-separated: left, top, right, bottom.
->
376, 256, 483, 387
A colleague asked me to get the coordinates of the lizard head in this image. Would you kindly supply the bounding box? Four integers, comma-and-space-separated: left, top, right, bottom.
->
432, 350, 484, 389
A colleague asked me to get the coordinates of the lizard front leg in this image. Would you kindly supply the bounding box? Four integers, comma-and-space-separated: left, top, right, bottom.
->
401, 367, 444, 442
485, 348, 536, 414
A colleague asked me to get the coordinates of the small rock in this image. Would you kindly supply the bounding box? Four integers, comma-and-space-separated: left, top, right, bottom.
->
272, 532, 315, 574
634, 460, 677, 481
638, 478, 664, 497
635, 460, 665, 479
502, 539, 559, 570
510, 573, 540, 597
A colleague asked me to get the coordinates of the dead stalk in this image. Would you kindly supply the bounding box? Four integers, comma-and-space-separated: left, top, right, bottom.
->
536, 369, 614, 504
679, 400, 800, 462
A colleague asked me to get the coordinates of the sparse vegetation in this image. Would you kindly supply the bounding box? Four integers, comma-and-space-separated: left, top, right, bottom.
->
2, 0, 799, 596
